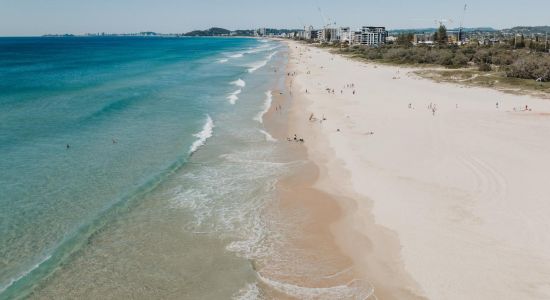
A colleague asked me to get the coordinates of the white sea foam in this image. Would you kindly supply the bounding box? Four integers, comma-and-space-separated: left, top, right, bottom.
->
233, 283, 262, 300
267, 51, 278, 60
231, 79, 246, 88
189, 115, 214, 155
227, 89, 242, 105
218, 58, 229, 63
248, 51, 277, 73
258, 275, 375, 300
245, 45, 272, 54
0, 255, 52, 293
254, 91, 272, 123
248, 60, 268, 73
224, 44, 278, 63
259, 129, 277, 142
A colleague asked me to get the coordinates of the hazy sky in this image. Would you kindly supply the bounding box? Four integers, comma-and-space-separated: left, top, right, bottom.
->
1, 0, 549, 36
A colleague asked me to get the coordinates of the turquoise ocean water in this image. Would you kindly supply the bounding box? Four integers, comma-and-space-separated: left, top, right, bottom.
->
0, 36, 292, 299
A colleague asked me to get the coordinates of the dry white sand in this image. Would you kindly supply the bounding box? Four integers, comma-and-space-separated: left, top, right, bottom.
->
285, 40, 550, 299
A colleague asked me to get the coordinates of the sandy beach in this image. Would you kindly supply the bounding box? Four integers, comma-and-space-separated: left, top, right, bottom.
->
282, 40, 550, 299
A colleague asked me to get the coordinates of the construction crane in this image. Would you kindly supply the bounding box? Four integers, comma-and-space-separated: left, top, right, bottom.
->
316, 1, 336, 28
315, 0, 327, 27
315, 1, 337, 42
458, 4, 468, 43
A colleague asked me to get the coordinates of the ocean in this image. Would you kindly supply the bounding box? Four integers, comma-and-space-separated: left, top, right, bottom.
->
0, 36, 292, 299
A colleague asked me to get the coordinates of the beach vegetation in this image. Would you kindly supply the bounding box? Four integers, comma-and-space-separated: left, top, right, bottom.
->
335, 40, 550, 82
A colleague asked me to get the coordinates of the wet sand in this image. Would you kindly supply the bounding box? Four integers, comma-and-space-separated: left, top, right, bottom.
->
253, 77, 373, 298
258, 55, 422, 298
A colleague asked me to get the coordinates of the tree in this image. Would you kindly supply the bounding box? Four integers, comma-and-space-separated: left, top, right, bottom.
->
434, 25, 448, 45
529, 39, 537, 50
516, 34, 526, 48
396, 33, 413, 47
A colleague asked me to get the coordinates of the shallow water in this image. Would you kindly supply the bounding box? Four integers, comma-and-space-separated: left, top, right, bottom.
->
0, 36, 289, 299
1, 36, 374, 299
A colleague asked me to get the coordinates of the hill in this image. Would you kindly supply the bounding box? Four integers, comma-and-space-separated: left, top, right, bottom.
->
184, 27, 231, 36
504, 26, 550, 35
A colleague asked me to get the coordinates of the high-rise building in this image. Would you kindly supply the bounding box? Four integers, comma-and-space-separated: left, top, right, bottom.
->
360, 27, 387, 46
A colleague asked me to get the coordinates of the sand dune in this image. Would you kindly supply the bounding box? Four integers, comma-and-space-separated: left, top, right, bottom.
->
285, 40, 550, 299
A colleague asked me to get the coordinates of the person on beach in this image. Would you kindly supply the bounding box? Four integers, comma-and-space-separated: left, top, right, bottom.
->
496, 102, 499, 109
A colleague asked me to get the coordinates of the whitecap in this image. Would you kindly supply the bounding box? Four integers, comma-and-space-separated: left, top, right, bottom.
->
248, 51, 277, 73
248, 60, 268, 73
267, 51, 278, 60
233, 283, 262, 300
218, 58, 229, 63
189, 115, 214, 155
0, 255, 52, 294
257, 274, 375, 300
259, 129, 277, 142
227, 89, 242, 105
231, 79, 246, 88
254, 91, 272, 123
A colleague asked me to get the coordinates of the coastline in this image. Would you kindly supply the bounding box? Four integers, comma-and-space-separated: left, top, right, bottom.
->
257, 64, 373, 298
260, 42, 423, 299
277, 42, 423, 299
276, 39, 550, 299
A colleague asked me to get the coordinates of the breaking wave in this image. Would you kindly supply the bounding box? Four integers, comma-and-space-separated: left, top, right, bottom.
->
259, 129, 277, 142
248, 51, 277, 73
254, 91, 272, 123
189, 115, 214, 155
231, 79, 246, 88
258, 275, 375, 300
228, 89, 242, 105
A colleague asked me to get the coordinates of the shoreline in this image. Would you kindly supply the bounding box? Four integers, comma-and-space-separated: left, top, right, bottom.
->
277, 39, 550, 299
260, 42, 422, 299
279, 44, 424, 299
255, 48, 377, 298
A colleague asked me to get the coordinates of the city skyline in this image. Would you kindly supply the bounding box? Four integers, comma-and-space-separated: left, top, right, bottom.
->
1, 0, 549, 36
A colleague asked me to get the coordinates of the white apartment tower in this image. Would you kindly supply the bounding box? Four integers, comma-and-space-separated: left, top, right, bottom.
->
340, 27, 351, 43
360, 26, 387, 46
